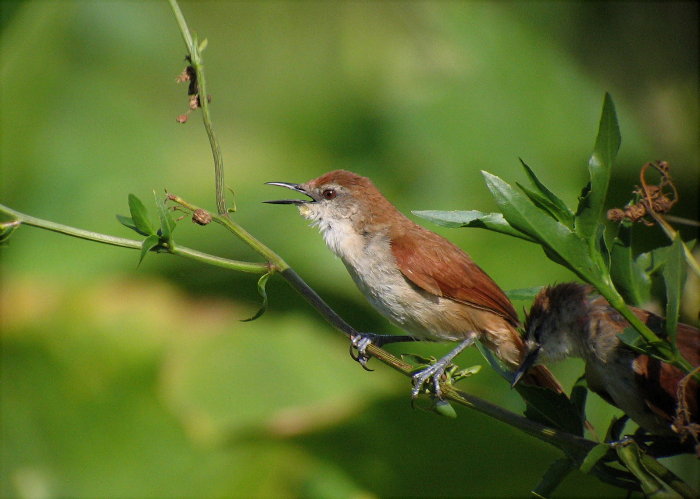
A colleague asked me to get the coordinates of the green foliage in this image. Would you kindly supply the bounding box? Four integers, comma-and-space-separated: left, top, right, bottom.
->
415, 94, 697, 495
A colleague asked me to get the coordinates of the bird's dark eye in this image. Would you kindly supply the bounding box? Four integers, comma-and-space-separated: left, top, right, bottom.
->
322, 189, 337, 200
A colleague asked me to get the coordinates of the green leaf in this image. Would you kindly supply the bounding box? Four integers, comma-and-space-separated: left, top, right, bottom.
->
506, 286, 543, 302
662, 235, 685, 346
0, 219, 20, 245
154, 191, 176, 244
610, 225, 651, 306
128, 194, 156, 236
579, 444, 611, 474
570, 375, 589, 430
575, 93, 621, 241
531, 458, 575, 498
482, 171, 604, 285
412, 210, 535, 242
516, 182, 566, 223
433, 400, 457, 418
519, 384, 585, 436
242, 271, 272, 322
139, 234, 160, 265
519, 158, 574, 227
116, 214, 151, 237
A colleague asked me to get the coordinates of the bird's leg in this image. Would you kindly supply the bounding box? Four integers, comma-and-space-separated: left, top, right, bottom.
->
350, 332, 421, 370
411, 337, 476, 399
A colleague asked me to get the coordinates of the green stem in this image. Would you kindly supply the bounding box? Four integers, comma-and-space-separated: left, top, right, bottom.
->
168, 0, 226, 216
0, 203, 268, 274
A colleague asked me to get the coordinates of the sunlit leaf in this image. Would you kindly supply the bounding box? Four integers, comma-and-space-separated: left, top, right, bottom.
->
520, 158, 574, 227
413, 210, 534, 241
575, 93, 621, 240
482, 171, 604, 286
154, 191, 176, 243
139, 234, 160, 265
128, 193, 156, 236
242, 271, 271, 322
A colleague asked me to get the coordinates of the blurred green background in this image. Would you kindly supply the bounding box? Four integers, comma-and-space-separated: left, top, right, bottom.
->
1, 1, 698, 497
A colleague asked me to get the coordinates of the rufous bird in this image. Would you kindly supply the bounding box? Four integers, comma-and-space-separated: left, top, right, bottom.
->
266, 170, 562, 397
515, 282, 699, 449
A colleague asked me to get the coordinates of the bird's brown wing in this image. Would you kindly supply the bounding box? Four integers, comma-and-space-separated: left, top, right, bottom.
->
630, 308, 699, 425
390, 227, 519, 326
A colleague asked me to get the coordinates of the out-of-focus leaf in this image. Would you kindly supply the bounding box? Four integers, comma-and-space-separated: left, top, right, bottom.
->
241, 271, 271, 322
575, 93, 620, 240
579, 444, 611, 474
532, 458, 575, 498
0, 220, 20, 245
662, 235, 685, 345
506, 287, 543, 302
610, 225, 651, 306
128, 193, 156, 236
520, 158, 574, 228
139, 234, 160, 265
412, 210, 534, 241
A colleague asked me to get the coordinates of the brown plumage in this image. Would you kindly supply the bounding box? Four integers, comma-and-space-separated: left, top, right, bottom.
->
268, 170, 563, 394
519, 282, 699, 442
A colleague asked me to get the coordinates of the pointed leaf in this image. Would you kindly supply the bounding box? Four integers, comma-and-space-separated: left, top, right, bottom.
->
570, 375, 589, 430
139, 234, 160, 265
662, 235, 685, 345
154, 191, 176, 243
412, 210, 535, 242
482, 171, 603, 284
116, 214, 151, 237
575, 93, 621, 240
516, 182, 567, 223
520, 158, 574, 227
610, 225, 651, 306
532, 458, 575, 498
241, 271, 271, 322
128, 194, 155, 236
519, 383, 585, 435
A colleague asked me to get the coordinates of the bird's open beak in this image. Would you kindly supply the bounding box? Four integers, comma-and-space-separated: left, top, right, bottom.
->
511, 345, 541, 388
264, 182, 316, 205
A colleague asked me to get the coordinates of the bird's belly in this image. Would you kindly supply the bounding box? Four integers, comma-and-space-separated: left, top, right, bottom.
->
342, 256, 469, 341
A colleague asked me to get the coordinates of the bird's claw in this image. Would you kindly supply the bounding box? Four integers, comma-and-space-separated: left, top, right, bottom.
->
411, 362, 448, 400
350, 333, 376, 371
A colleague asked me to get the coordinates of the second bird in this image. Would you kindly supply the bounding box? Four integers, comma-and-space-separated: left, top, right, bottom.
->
266, 170, 562, 397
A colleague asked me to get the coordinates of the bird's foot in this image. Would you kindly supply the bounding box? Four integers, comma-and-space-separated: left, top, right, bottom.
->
411, 360, 450, 399
349, 332, 420, 371
408, 337, 477, 400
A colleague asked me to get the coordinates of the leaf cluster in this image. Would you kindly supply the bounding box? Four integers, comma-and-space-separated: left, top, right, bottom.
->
415, 94, 697, 496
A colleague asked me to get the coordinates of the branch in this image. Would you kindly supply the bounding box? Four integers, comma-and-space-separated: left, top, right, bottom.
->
168, 0, 226, 216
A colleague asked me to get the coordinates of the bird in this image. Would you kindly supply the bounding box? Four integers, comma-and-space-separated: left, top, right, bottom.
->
514, 282, 699, 448
265, 169, 563, 398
